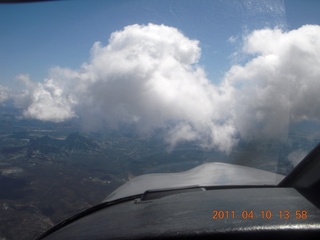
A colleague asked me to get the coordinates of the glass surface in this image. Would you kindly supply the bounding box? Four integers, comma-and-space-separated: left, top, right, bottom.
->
0, 0, 320, 239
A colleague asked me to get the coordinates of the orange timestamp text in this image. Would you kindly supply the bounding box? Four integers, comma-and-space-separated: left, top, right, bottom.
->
212, 210, 308, 220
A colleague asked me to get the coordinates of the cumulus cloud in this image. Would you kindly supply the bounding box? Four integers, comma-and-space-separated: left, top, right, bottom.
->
15, 74, 77, 122
14, 23, 320, 153
225, 25, 320, 141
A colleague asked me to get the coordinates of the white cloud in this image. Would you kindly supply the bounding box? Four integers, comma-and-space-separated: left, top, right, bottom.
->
15, 74, 77, 122
75, 23, 237, 152
14, 24, 320, 153
224, 25, 320, 141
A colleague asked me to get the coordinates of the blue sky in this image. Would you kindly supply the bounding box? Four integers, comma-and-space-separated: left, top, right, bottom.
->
0, 0, 299, 87
1, 0, 320, 87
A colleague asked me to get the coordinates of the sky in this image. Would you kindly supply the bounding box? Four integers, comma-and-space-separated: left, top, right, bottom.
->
1, 0, 320, 157
0, 0, 289, 86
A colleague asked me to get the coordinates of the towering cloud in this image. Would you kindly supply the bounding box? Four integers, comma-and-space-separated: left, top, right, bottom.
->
14, 24, 320, 153
225, 25, 320, 141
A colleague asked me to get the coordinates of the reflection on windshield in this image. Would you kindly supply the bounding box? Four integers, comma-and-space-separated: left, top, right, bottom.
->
0, 0, 320, 239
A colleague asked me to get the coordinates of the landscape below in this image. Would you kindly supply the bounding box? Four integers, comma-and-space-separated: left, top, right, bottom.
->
0, 105, 317, 240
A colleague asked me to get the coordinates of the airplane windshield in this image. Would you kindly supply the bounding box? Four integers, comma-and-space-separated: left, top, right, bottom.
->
1, 0, 320, 239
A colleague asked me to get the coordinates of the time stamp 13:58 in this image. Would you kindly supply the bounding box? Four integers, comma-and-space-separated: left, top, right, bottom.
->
212, 210, 308, 220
